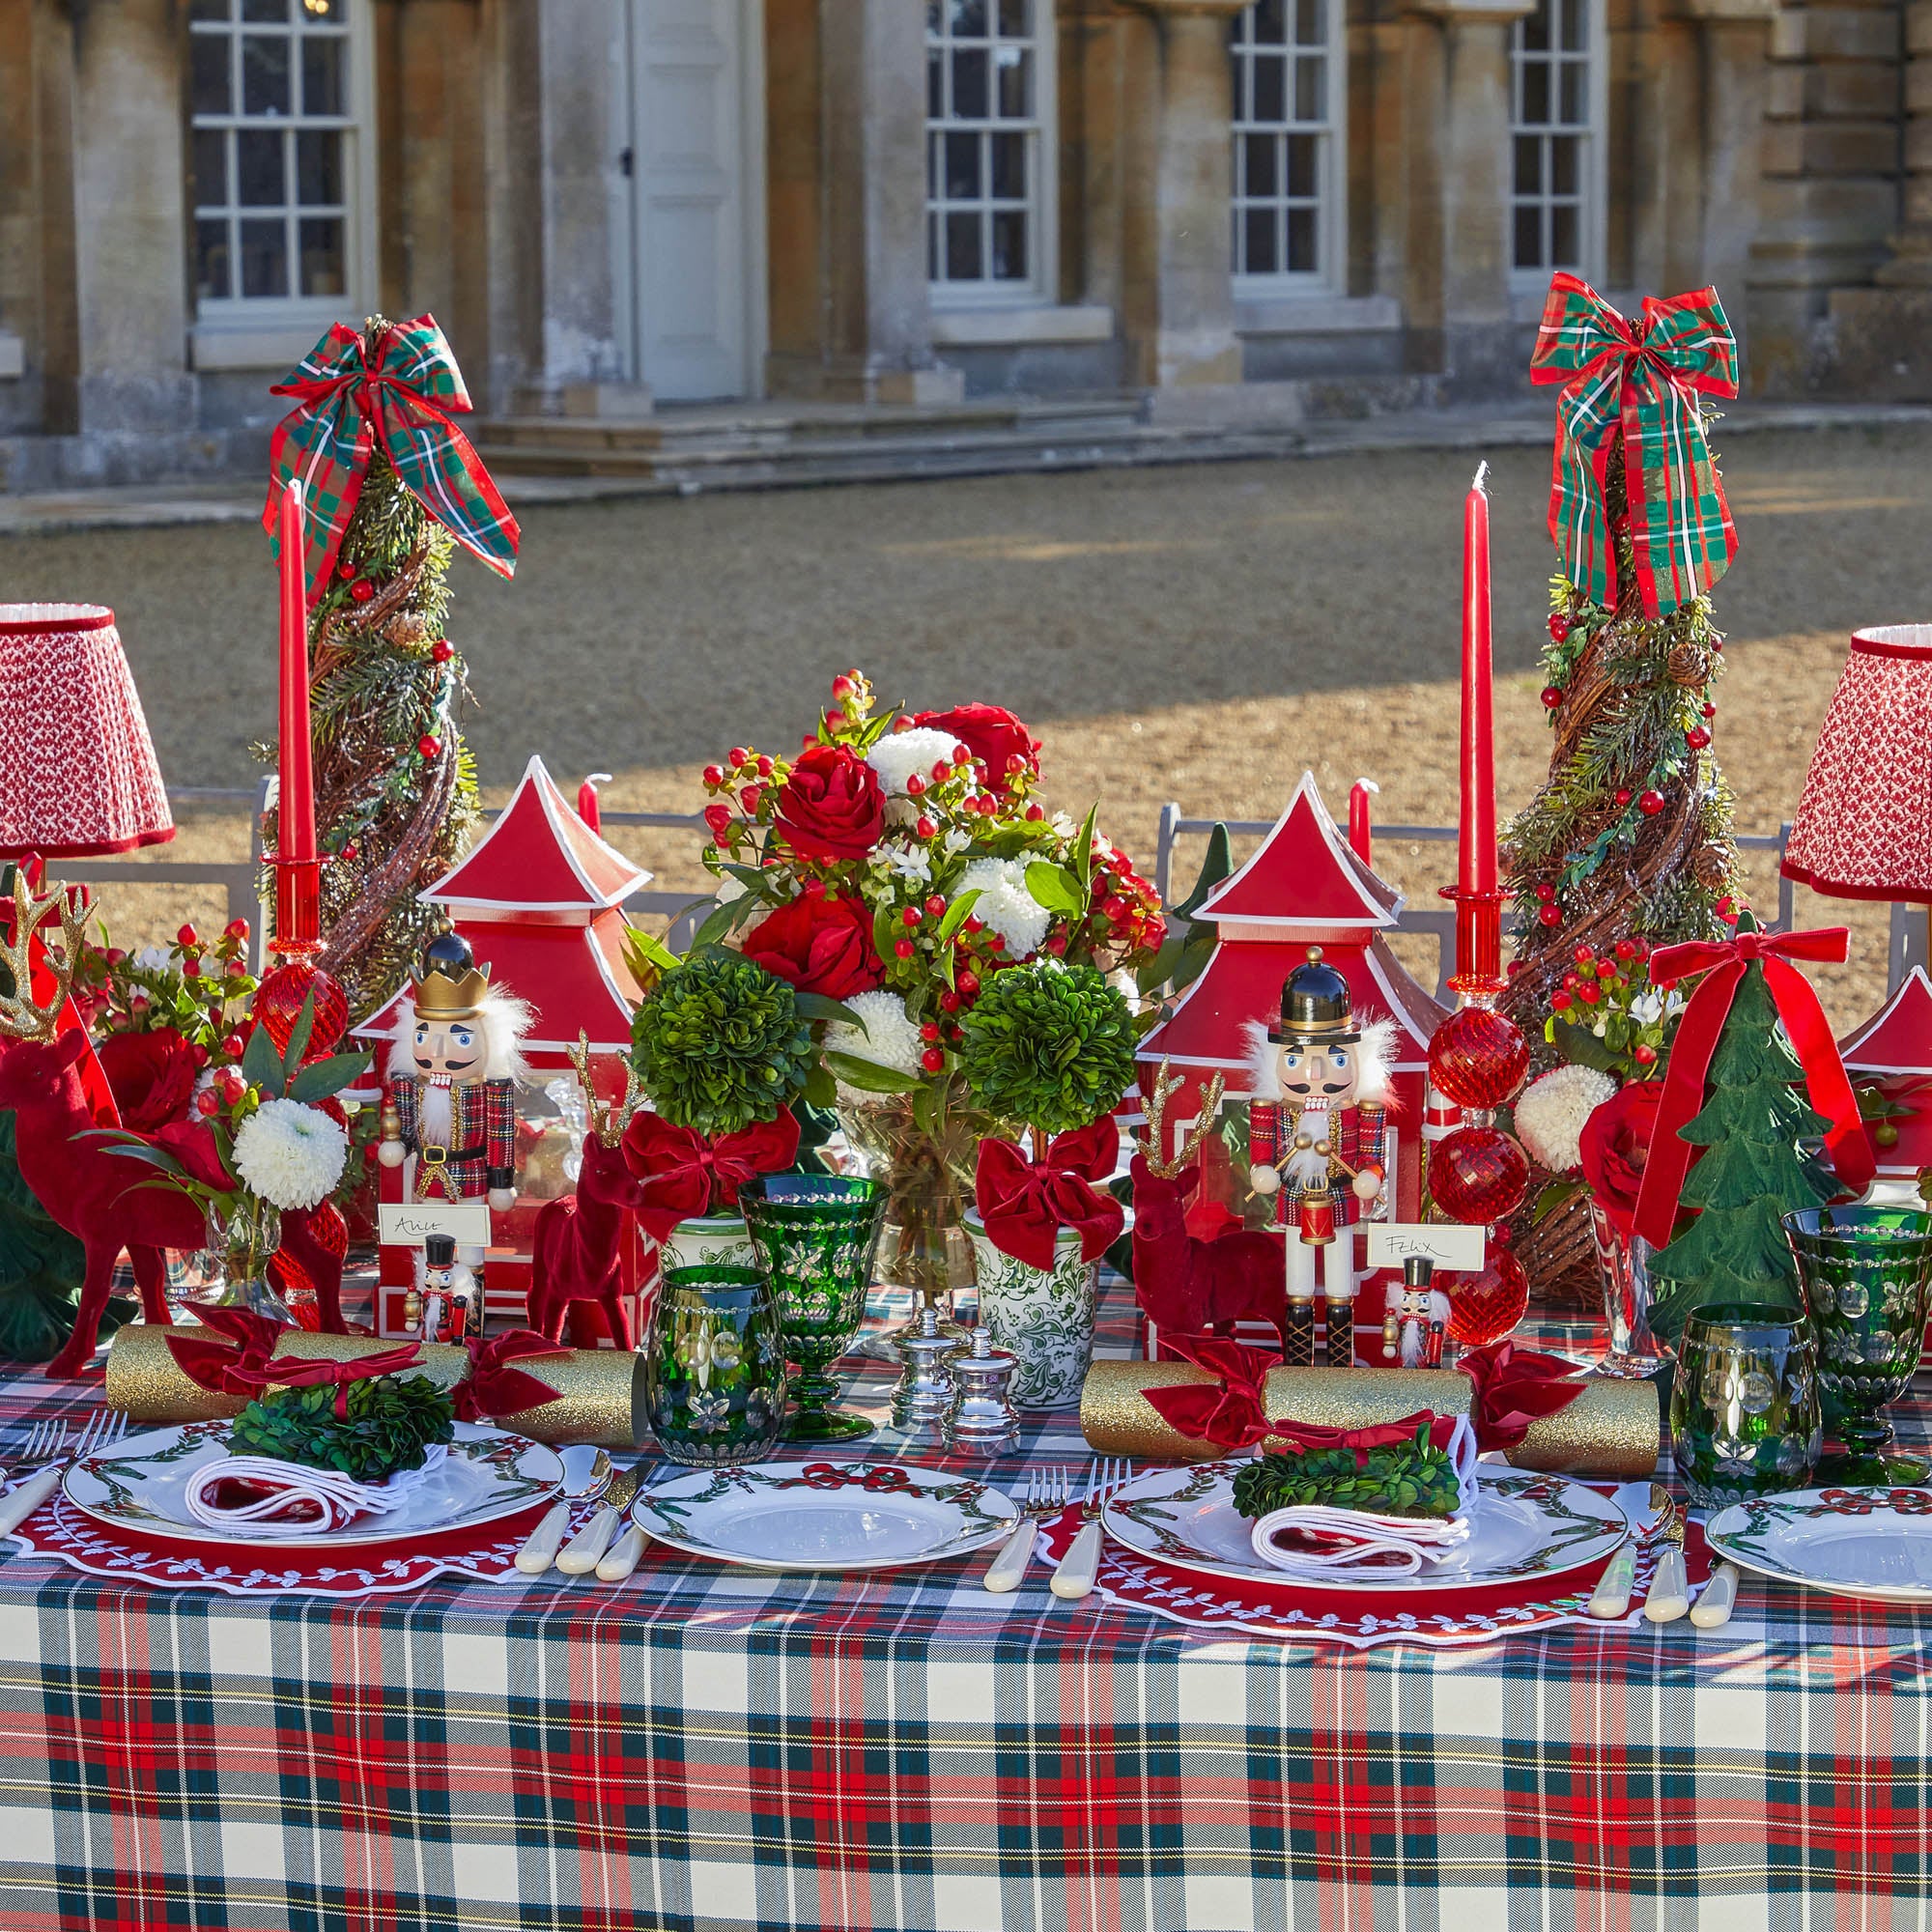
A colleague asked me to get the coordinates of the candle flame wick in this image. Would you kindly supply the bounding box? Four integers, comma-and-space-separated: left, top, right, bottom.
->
1472, 461, 1490, 495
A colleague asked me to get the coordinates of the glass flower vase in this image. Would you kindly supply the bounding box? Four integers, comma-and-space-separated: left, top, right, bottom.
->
187, 1199, 295, 1326
1586, 1201, 1670, 1379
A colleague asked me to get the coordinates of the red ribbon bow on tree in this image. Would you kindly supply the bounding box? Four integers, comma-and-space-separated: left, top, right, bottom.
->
974, 1118, 1125, 1271
620, 1107, 802, 1243
167, 1310, 424, 1419
1457, 1339, 1587, 1450
1632, 924, 1872, 1251
450, 1329, 570, 1424
263, 314, 521, 604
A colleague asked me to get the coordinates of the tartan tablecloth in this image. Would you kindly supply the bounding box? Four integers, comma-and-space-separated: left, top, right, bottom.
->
2, 1282, 1930, 1932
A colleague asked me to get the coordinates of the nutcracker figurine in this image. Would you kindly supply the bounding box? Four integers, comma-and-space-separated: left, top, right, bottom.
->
379, 929, 533, 1299
1245, 949, 1394, 1366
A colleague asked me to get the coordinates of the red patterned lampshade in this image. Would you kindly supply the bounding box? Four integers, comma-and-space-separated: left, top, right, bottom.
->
0, 604, 174, 859
1782, 626, 1932, 901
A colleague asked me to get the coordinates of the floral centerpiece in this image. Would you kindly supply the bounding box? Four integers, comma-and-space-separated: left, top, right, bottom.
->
686, 668, 1165, 1325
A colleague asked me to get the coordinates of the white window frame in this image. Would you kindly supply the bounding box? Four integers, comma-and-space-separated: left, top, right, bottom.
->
1230, 0, 1347, 297
188, 0, 379, 358
1507, 0, 1606, 291
925, 0, 1058, 309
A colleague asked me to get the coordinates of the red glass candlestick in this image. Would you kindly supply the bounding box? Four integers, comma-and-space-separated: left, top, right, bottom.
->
1429, 1122, 1530, 1225
255, 854, 349, 1058
1428, 1002, 1528, 1111
1446, 1243, 1530, 1347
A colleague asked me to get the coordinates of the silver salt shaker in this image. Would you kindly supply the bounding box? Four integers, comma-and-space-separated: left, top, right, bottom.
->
945, 1326, 1019, 1457
890, 1304, 956, 1441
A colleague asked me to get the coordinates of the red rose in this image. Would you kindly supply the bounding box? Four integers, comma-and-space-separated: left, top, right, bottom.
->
773, 743, 884, 862
742, 893, 885, 1000
1578, 1079, 1665, 1240
912, 704, 1041, 797
95, 1027, 198, 1133
154, 1119, 238, 1191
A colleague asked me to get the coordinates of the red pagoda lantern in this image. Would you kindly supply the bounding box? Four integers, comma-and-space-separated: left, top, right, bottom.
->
355, 755, 653, 1337
1839, 966, 1932, 1195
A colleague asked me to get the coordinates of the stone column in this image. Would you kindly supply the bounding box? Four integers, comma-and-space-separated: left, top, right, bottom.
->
67, 0, 193, 432
1680, 0, 1777, 322
1122, 0, 1246, 390
1406, 0, 1535, 396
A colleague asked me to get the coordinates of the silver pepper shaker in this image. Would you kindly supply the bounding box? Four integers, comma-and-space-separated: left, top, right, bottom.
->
890, 1304, 956, 1441
945, 1326, 1019, 1457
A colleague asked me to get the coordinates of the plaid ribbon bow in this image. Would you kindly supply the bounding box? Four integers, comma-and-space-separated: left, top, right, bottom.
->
1528, 272, 1739, 619
263, 314, 520, 603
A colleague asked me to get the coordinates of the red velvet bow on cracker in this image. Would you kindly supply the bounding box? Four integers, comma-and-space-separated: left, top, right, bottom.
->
620, 1107, 802, 1243
1141, 1334, 1283, 1450
1458, 1339, 1587, 1450
1632, 923, 1872, 1250
167, 1309, 423, 1420
974, 1118, 1125, 1271
451, 1329, 569, 1423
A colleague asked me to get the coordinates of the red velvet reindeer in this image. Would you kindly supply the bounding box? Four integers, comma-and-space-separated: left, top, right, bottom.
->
527, 1037, 650, 1349
1130, 1061, 1286, 1351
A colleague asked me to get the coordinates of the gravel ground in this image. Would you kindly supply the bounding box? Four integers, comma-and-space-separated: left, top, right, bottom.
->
5, 421, 1928, 1020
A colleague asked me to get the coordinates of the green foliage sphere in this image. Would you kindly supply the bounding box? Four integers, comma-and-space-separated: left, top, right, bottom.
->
629, 951, 813, 1137
958, 960, 1137, 1138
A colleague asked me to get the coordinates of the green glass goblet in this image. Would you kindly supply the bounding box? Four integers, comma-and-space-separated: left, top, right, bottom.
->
1668, 1302, 1821, 1511
739, 1175, 888, 1441
1784, 1206, 1932, 1484
641, 1265, 789, 1469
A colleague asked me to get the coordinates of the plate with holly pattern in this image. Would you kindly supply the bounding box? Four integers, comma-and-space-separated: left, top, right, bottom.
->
1705, 1486, 1932, 1603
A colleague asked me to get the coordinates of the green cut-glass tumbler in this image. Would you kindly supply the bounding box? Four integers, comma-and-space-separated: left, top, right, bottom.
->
641, 1265, 789, 1468
739, 1175, 889, 1441
1784, 1205, 1932, 1484
1668, 1302, 1821, 1510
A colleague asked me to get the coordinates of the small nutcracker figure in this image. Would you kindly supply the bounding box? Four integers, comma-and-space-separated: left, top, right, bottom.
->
1382, 1254, 1451, 1368
379, 929, 533, 1303
405, 1232, 479, 1344
1245, 949, 1394, 1366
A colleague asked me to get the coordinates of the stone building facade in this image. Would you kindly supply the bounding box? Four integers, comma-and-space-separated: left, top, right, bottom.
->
0, 0, 1922, 487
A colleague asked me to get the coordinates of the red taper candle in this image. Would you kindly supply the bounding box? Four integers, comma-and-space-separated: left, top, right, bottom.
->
276, 480, 317, 865
1458, 462, 1495, 895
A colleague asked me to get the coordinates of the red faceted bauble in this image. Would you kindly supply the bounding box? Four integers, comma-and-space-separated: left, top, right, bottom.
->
253, 953, 350, 1060
1429, 1124, 1530, 1225
1446, 1244, 1530, 1347
1426, 1005, 1529, 1110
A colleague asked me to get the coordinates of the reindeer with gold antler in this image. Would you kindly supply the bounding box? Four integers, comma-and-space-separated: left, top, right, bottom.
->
527, 1034, 650, 1348
1129, 1060, 1287, 1354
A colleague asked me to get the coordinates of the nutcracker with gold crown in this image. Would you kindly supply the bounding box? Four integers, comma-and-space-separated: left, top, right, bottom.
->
1245, 949, 1394, 1367
378, 930, 533, 1300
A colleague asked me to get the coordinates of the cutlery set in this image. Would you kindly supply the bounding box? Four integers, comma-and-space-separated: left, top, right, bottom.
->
515, 1445, 657, 1580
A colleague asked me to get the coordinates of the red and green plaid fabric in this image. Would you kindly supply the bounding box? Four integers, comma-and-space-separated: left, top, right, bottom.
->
263, 315, 520, 603
2, 1285, 1930, 1929
1529, 272, 1740, 619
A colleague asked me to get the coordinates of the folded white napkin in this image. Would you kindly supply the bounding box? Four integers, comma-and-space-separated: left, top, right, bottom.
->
183, 1444, 447, 1540
1247, 1414, 1481, 1580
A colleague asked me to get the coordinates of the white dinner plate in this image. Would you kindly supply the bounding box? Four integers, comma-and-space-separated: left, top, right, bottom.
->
1706, 1486, 1932, 1604
632, 1461, 1018, 1572
64, 1420, 562, 1551
1104, 1461, 1630, 1594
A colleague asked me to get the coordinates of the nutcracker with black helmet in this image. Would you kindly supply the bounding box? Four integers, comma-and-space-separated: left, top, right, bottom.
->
1245, 948, 1394, 1366
378, 929, 533, 1300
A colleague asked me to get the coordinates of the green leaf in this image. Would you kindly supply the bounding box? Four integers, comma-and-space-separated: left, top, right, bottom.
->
1135, 933, 1188, 997
1172, 823, 1234, 921
935, 889, 981, 948
622, 923, 682, 975
1071, 804, 1098, 895
803, 1064, 838, 1111
690, 900, 741, 951
1025, 863, 1084, 917
822, 1051, 922, 1094
871, 900, 898, 971
794, 991, 865, 1031
289, 1051, 373, 1102
283, 991, 317, 1083
242, 1020, 282, 1097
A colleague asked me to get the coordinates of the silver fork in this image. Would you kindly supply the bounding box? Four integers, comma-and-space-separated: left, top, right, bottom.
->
981, 1465, 1071, 1593
0, 1408, 127, 1537
1050, 1458, 1133, 1602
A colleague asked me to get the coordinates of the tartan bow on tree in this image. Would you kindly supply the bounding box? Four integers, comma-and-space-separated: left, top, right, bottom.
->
1529, 273, 1740, 619
263, 314, 520, 603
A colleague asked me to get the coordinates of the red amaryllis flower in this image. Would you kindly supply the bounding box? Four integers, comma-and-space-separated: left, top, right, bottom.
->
742, 891, 885, 1000
773, 743, 885, 862
154, 1119, 238, 1191
94, 1027, 198, 1133
912, 703, 1041, 796
1578, 1079, 1665, 1240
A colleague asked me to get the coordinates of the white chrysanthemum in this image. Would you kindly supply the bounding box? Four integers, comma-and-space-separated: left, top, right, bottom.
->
867, 728, 963, 797
822, 990, 925, 1099
957, 856, 1052, 959
1514, 1065, 1618, 1175
231, 1097, 349, 1210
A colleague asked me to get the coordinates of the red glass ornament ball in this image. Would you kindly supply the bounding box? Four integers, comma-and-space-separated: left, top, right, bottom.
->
1541, 685, 1565, 710
1427, 1005, 1530, 1110
417, 734, 441, 759
1538, 904, 1563, 927
1430, 1124, 1531, 1226
1548, 612, 1572, 643
431, 639, 454, 664
348, 579, 374, 605
1686, 726, 1711, 751
252, 957, 351, 1060
1637, 789, 1665, 816
1445, 1244, 1530, 1348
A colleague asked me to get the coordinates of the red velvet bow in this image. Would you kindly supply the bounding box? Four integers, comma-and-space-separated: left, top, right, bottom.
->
1458, 1339, 1586, 1450
785, 1463, 918, 1493
621, 1107, 802, 1243
974, 1118, 1125, 1271
1260, 1411, 1460, 1463
168, 1310, 423, 1420
451, 1329, 569, 1424
1141, 1334, 1283, 1450
1632, 924, 1872, 1250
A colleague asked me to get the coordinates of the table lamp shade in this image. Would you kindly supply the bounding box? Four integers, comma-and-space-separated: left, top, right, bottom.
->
0, 604, 173, 859
1782, 626, 1932, 901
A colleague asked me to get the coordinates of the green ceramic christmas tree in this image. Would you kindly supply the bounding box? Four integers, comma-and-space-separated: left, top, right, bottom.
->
1648, 918, 1835, 1344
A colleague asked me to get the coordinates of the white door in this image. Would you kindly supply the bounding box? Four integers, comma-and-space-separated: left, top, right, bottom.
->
626, 0, 751, 401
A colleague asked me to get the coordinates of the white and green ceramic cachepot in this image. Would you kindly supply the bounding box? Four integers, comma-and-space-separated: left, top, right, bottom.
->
660, 1212, 758, 1275
964, 1209, 1097, 1410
